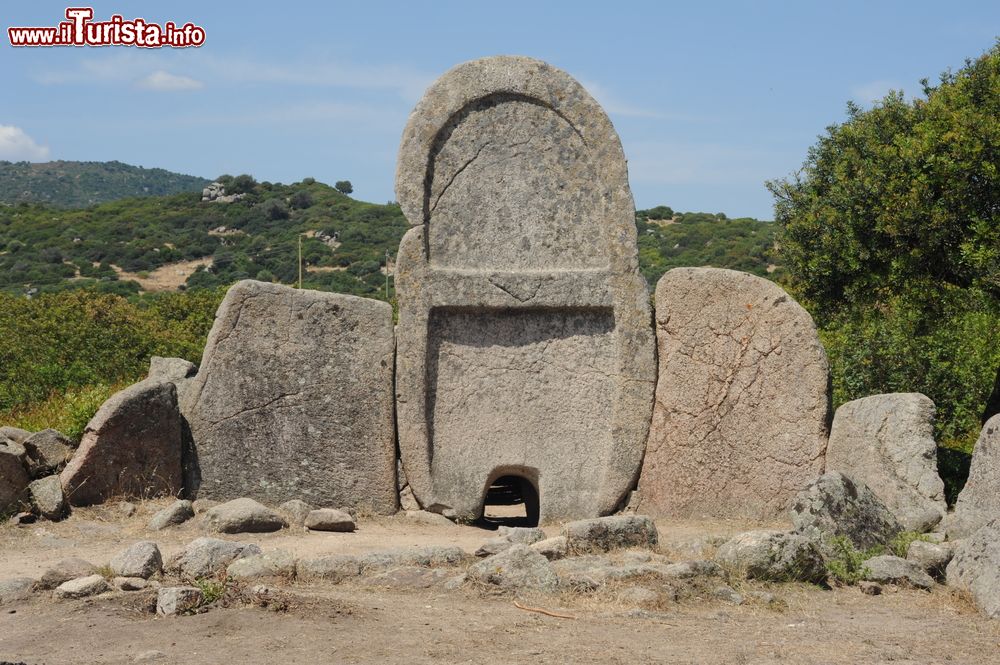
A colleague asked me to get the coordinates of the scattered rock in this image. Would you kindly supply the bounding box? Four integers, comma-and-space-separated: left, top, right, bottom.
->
531, 536, 569, 561
37, 558, 98, 590
0, 445, 30, 514
295, 555, 361, 582
0, 438, 27, 460
943, 415, 1000, 539
713, 585, 744, 604
862, 555, 934, 590
0, 426, 32, 445
149, 499, 194, 530
562, 515, 658, 554
28, 475, 66, 520
498, 526, 546, 545
357, 546, 466, 571
906, 540, 953, 578
790, 471, 903, 550
192, 498, 219, 514
0, 577, 34, 605
114, 577, 152, 591
715, 530, 826, 582
365, 567, 451, 589
403, 510, 455, 527
55, 574, 111, 599
946, 518, 1000, 618
204, 498, 287, 534
23, 429, 74, 477
167, 537, 261, 579
467, 544, 558, 592
110, 541, 162, 579
826, 393, 946, 531
278, 499, 313, 526
61, 380, 183, 505
156, 586, 203, 615
475, 537, 513, 558
443, 573, 467, 590
227, 550, 297, 580
304, 508, 355, 532
859, 581, 883, 596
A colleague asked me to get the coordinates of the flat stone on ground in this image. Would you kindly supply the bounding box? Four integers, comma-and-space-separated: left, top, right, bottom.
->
149, 499, 194, 530
55, 574, 111, 599
304, 508, 355, 532
561, 515, 658, 554
203, 498, 287, 533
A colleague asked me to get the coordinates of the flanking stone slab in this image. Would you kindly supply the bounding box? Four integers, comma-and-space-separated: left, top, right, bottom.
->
826, 393, 946, 532
61, 379, 182, 506
638, 267, 830, 520
182, 280, 397, 514
394, 56, 656, 522
944, 414, 1000, 539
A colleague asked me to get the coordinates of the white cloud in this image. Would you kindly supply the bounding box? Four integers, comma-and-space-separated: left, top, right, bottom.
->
136, 70, 204, 91
0, 125, 50, 161
851, 80, 907, 105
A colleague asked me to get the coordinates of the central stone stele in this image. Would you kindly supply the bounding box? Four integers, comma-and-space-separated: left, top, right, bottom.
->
394, 56, 656, 522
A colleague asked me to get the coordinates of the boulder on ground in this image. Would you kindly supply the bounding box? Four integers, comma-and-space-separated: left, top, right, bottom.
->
946, 518, 1000, 618
826, 393, 946, 531
467, 544, 558, 592
29, 475, 66, 520
226, 550, 297, 580
561, 515, 658, 554
0, 577, 35, 605
148, 500, 194, 530
156, 586, 202, 615
638, 267, 829, 520
862, 555, 934, 590
110, 541, 162, 579
182, 280, 398, 515
60, 380, 183, 506
498, 526, 546, 545
715, 530, 826, 582
23, 429, 74, 477
0, 446, 29, 514
790, 471, 903, 550
0, 426, 32, 445
531, 536, 569, 561
203, 498, 287, 534
167, 537, 261, 579
943, 415, 1000, 539
475, 537, 514, 558
278, 499, 313, 527
303, 508, 355, 532
38, 558, 98, 590
55, 574, 110, 599
906, 540, 953, 579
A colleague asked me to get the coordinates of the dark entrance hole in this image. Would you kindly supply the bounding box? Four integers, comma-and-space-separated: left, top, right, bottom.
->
478, 475, 540, 529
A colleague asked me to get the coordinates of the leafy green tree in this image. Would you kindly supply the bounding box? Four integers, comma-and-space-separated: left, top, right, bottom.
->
229, 174, 257, 195
335, 180, 353, 195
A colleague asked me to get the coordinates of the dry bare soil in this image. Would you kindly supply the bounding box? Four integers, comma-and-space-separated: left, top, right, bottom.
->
1, 501, 997, 665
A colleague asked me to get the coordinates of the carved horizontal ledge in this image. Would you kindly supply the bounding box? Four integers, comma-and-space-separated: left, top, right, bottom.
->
415, 269, 617, 308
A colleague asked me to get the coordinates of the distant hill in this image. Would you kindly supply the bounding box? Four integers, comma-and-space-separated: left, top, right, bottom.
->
0, 160, 210, 207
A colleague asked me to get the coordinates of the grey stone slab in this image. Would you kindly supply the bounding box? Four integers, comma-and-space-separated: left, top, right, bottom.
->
945, 415, 1000, 539
394, 56, 655, 522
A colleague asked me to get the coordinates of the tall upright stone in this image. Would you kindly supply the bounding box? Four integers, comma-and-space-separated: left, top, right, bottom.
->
638, 267, 830, 520
183, 280, 397, 514
393, 56, 656, 522
944, 414, 1000, 539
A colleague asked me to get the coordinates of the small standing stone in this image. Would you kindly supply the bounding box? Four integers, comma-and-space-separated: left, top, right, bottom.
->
561, 515, 658, 554
29, 475, 66, 520
790, 472, 903, 550
906, 540, 953, 578
0, 445, 30, 514
862, 555, 934, 590
156, 586, 203, 615
304, 508, 355, 532
203, 498, 287, 534
467, 544, 558, 592
278, 499, 313, 526
110, 541, 163, 579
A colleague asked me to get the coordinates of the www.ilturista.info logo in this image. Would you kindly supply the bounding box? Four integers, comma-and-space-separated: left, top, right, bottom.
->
8, 7, 205, 48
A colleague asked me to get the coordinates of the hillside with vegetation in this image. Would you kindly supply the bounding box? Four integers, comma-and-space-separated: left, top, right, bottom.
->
0, 160, 210, 207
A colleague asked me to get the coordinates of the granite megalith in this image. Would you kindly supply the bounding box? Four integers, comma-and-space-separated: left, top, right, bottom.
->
638, 267, 830, 520
61, 379, 183, 506
943, 414, 1000, 539
826, 393, 946, 532
182, 280, 397, 514
393, 56, 656, 522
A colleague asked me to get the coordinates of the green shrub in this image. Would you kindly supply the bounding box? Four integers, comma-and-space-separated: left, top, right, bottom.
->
825, 536, 884, 585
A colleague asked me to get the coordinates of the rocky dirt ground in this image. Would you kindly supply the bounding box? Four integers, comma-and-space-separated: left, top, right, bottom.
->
1, 500, 997, 665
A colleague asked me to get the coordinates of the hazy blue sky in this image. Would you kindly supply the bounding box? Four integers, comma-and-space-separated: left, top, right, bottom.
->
3, 1, 998, 218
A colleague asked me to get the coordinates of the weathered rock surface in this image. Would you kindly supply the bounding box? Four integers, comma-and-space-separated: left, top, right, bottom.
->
29, 475, 66, 520
475, 537, 513, 558
55, 574, 110, 599
182, 280, 397, 514
23, 429, 74, 477
167, 537, 261, 579
0, 577, 34, 605
278, 499, 313, 526
156, 586, 203, 615
227, 550, 297, 580
60, 380, 182, 505
638, 267, 829, 520
295, 555, 362, 582
0, 426, 32, 445
790, 472, 903, 550
357, 546, 466, 572
0, 445, 29, 513
906, 540, 953, 578
403, 510, 455, 528
715, 530, 826, 582
110, 541, 162, 579
498, 526, 546, 545
148, 356, 196, 381
364, 567, 452, 589
862, 555, 934, 590
38, 558, 98, 589
148, 500, 194, 530
943, 415, 1000, 539
303, 508, 355, 532
114, 577, 152, 591
826, 393, 946, 531
531, 536, 569, 561
468, 544, 558, 592
561, 515, 658, 554
946, 519, 1000, 618
203, 498, 287, 533
394, 56, 656, 522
